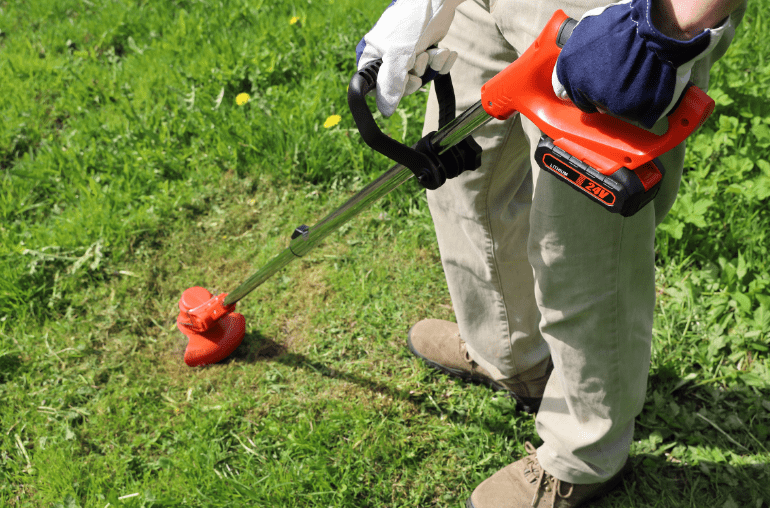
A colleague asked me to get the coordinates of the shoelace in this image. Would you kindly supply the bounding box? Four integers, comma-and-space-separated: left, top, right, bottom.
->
521, 442, 574, 507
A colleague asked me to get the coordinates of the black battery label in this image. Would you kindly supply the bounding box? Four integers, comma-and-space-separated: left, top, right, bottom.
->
540, 153, 616, 206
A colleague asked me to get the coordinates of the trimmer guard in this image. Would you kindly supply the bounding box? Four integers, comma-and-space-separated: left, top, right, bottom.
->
177, 287, 245, 366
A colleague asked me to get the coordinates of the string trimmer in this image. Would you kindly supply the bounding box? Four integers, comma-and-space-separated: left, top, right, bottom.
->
176, 10, 715, 366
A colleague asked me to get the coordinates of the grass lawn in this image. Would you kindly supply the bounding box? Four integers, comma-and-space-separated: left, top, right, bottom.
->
1, 0, 768, 506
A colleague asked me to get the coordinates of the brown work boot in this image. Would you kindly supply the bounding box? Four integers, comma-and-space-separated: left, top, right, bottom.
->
407, 319, 551, 413
467, 442, 630, 508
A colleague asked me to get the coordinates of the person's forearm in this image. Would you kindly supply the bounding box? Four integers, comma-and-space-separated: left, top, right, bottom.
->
651, 0, 745, 40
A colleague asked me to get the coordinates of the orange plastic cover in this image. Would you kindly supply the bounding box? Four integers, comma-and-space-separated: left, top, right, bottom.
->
177, 287, 245, 367
480, 10, 715, 175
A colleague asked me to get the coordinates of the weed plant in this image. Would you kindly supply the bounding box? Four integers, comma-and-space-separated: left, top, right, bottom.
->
1, 0, 768, 506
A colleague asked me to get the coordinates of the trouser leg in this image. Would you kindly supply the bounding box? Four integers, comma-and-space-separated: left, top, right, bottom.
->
426, 0, 746, 485
497, 0, 746, 482
523, 112, 659, 482
424, 0, 552, 390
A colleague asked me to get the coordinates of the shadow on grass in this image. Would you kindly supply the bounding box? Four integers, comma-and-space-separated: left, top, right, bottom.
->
0, 351, 24, 384
222, 332, 769, 506
640, 368, 769, 454
555, 369, 770, 506
221, 330, 529, 430
604, 453, 770, 507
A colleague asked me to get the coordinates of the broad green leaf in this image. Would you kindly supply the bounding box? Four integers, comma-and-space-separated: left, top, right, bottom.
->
758, 159, 770, 177
709, 88, 734, 107
732, 291, 753, 314
741, 372, 768, 388
752, 123, 770, 148
708, 334, 729, 358
754, 175, 770, 200
720, 257, 737, 285
692, 198, 715, 215
657, 219, 684, 239
736, 252, 748, 281
755, 305, 770, 332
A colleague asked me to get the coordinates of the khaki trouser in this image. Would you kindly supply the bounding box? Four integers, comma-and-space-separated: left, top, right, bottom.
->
424, 0, 744, 484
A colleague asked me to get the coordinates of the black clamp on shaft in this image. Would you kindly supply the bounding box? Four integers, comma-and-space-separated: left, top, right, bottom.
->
348, 61, 481, 190
291, 225, 309, 240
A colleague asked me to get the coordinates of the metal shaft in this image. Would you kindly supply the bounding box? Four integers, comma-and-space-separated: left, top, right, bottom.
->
223, 102, 492, 306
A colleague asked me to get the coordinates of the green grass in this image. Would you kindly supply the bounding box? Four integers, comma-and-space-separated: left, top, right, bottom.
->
1, 0, 769, 506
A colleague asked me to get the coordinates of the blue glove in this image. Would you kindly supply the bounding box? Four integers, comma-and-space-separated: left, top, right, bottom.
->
553, 0, 733, 129
356, 0, 463, 117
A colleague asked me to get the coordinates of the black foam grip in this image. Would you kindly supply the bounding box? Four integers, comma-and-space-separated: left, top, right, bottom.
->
347, 60, 458, 174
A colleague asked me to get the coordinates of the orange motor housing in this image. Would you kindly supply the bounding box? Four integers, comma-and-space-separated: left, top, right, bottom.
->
481, 10, 714, 215
480, 10, 714, 176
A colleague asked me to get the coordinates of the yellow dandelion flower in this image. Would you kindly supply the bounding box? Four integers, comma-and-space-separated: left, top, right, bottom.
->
289, 16, 300, 25
323, 115, 342, 128
235, 93, 250, 106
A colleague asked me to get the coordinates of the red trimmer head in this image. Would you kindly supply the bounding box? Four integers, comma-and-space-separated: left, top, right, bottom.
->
177, 287, 245, 367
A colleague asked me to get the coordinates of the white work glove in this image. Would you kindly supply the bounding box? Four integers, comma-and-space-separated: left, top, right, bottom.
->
356, 0, 464, 117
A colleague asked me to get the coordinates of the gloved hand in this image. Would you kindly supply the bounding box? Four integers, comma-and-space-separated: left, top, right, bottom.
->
553, 0, 733, 129
356, 0, 464, 117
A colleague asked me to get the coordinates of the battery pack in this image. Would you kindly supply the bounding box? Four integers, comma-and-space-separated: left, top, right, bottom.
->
535, 136, 665, 217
